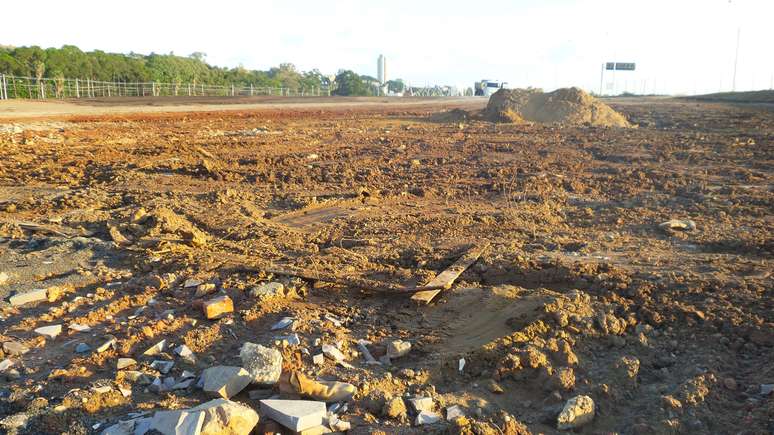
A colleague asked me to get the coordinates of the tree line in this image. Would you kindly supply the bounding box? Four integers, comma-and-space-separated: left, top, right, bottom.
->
0, 45, 407, 96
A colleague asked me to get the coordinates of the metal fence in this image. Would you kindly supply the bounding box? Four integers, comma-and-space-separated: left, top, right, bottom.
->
0, 73, 331, 100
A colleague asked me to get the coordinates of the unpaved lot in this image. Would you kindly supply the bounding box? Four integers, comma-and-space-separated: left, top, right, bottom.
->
0, 98, 771, 434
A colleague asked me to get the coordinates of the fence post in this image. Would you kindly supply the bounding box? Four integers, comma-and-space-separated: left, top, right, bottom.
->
1, 74, 5, 100
152, 82, 156, 97
231, 84, 234, 96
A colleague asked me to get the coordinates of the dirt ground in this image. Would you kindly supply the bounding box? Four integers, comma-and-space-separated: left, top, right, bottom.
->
0, 96, 771, 434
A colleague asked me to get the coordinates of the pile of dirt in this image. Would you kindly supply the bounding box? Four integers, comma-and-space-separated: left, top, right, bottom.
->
485, 87, 632, 127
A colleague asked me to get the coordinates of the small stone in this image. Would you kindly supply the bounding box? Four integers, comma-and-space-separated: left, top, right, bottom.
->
277, 334, 300, 346
383, 397, 408, 419
203, 295, 234, 319
398, 368, 415, 379
760, 384, 773, 396
415, 411, 441, 425
174, 344, 197, 364
75, 343, 91, 353
446, 405, 464, 421
409, 397, 434, 413
201, 366, 252, 399
92, 385, 112, 394
183, 278, 202, 288
194, 283, 217, 297
9, 288, 47, 306
69, 323, 91, 333
250, 282, 285, 300
151, 360, 175, 374
321, 344, 346, 362
143, 339, 166, 356
488, 379, 505, 393
96, 335, 117, 353
117, 358, 137, 369
0, 359, 14, 372
0, 413, 29, 432
723, 377, 737, 390
386, 339, 411, 358
2, 341, 29, 356
172, 378, 195, 390
0, 272, 8, 285
35, 324, 63, 339
240, 342, 283, 385
259, 399, 326, 432
557, 395, 595, 430
312, 353, 324, 365
271, 316, 294, 330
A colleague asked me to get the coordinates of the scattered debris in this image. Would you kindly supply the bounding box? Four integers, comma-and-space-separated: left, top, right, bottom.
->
202, 295, 234, 319
259, 399, 326, 432
411, 242, 490, 304
34, 324, 63, 339
557, 395, 595, 430
289, 371, 357, 402
239, 343, 283, 385
201, 366, 252, 399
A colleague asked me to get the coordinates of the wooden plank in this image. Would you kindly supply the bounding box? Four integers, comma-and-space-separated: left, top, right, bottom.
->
411, 242, 489, 304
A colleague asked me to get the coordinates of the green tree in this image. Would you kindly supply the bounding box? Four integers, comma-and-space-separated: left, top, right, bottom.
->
333, 70, 370, 96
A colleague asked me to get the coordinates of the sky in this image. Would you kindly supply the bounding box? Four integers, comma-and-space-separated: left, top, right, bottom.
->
3, 0, 773, 95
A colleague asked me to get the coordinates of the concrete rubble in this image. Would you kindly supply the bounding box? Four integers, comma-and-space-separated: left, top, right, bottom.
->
557, 395, 595, 430
259, 399, 326, 432
201, 366, 252, 399
239, 342, 282, 384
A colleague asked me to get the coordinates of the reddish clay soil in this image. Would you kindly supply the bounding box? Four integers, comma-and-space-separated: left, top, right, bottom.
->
0, 97, 771, 434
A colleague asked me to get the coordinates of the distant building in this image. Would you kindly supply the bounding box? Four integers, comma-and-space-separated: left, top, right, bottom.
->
377, 55, 387, 85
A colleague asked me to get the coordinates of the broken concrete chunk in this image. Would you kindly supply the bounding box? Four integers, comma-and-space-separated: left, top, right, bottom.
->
69, 323, 92, 333
143, 339, 167, 356
150, 409, 205, 435
151, 360, 175, 374
446, 405, 464, 421
321, 344, 346, 362
97, 335, 117, 353
409, 397, 434, 413
557, 395, 595, 430
194, 283, 217, 297
183, 278, 202, 288
0, 272, 8, 285
203, 295, 234, 319
201, 366, 252, 399
117, 358, 137, 369
9, 288, 47, 306
659, 219, 696, 232
239, 342, 282, 385
259, 399, 326, 432
35, 324, 63, 339
75, 343, 91, 353
99, 419, 134, 435
175, 344, 197, 364
386, 339, 411, 358
271, 316, 294, 331
190, 398, 260, 435
415, 411, 441, 425
250, 282, 284, 300
312, 353, 324, 366
2, 341, 29, 356
0, 359, 14, 372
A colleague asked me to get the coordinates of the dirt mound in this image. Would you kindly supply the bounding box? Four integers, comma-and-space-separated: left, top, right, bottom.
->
485, 87, 631, 127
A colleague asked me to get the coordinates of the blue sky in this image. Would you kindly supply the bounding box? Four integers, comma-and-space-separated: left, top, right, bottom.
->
3, 0, 773, 94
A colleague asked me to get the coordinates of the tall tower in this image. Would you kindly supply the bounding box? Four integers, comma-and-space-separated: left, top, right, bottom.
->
377, 54, 386, 84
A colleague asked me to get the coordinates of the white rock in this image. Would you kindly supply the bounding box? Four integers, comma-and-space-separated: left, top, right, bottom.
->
174, 345, 196, 363
69, 323, 92, 332
97, 336, 117, 353
415, 411, 441, 425
0, 359, 13, 372
386, 340, 411, 358
271, 317, 294, 330
321, 344, 346, 362
9, 288, 47, 306
183, 278, 202, 288
0, 272, 9, 285
151, 360, 175, 374
201, 366, 252, 399
557, 395, 595, 430
259, 399, 326, 432
35, 324, 63, 339
143, 339, 167, 356
409, 397, 434, 413
100, 419, 134, 435
446, 405, 464, 421
150, 409, 204, 435
239, 343, 282, 385
250, 282, 284, 300
117, 358, 137, 369
190, 398, 260, 435
312, 353, 325, 365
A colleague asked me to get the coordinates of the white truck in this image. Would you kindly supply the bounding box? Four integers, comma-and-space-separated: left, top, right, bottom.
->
474, 80, 506, 96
